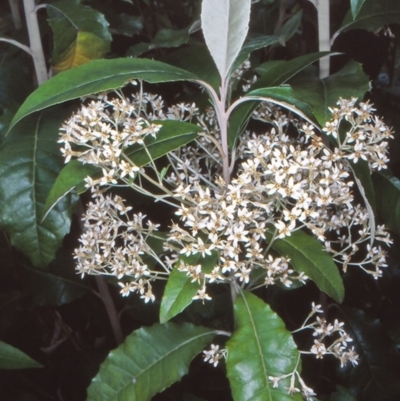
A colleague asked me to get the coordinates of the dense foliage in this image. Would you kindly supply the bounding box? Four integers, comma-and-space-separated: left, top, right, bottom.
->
1, 1, 400, 400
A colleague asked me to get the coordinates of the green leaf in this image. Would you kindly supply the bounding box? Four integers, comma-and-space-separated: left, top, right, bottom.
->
8, 58, 198, 133
255, 52, 332, 88
350, 0, 366, 19
226, 290, 302, 401
201, 0, 251, 81
43, 120, 201, 219
265, 228, 344, 303
0, 107, 78, 267
372, 171, 400, 235
276, 10, 302, 44
151, 28, 190, 49
289, 61, 370, 125
337, 306, 400, 401
0, 341, 43, 369
336, 0, 400, 37
228, 53, 329, 148
87, 322, 216, 401
47, 0, 112, 73
160, 253, 218, 324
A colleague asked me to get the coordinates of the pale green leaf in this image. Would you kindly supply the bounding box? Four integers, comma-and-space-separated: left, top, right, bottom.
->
351, 0, 366, 19
87, 323, 216, 401
226, 290, 302, 401
265, 228, 344, 302
0, 341, 43, 369
201, 0, 251, 81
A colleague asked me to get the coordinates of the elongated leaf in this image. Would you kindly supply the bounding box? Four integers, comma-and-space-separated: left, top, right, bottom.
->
43, 120, 201, 220
351, 0, 366, 19
226, 290, 302, 401
265, 228, 344, 302
87, 323, 216, 401
288, 61, 370, 125
8, 58, 198, 132
338, 306, 400, 400
160, 253, 218, 324
201, 0, 251, 81
336, 0, 400, 38
228, 53, 329, 148
0, 107, 78, 267
255, 52, 332, 88
47, 0, 111, 73
0, 341, 43, 369
372, 171, 400, 235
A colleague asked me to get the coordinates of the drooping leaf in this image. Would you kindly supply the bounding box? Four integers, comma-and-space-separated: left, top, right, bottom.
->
336, 0, 400, 38
228, 86, 316, 148
160, 253, 218, 324
0, 341, 43, 369
265, 228, 344, 303
201, 0, 251, 82
226, 290, 302, 401
47, 0, 111, 73
87, 322, 216, 401
43, 120, 201, 219
0, 107, 78, 267
8, 58, 198, 132
288, 60, 370, 125
350, 0, 366, 19
337, 306, 400, 401
372, 171, 400, 235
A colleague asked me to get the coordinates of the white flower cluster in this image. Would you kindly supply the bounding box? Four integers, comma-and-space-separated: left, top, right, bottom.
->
202, 344, 227, 367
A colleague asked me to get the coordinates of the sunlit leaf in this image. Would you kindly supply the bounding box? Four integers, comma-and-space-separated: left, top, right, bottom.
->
265, 228, 344, 302
8, 58, 198, 133
201, 0, 251, 81
47, 0, 111, 72
288, 60, 370, 125
43, 120, 201, 220
0, 107, 78, 267
87, 323, 216, 401
0, 341, 43, 369
226, 290, 302, 401
160, 253, 218, 324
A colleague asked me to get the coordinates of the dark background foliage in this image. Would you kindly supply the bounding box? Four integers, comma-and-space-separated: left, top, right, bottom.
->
0, 0, 400, 400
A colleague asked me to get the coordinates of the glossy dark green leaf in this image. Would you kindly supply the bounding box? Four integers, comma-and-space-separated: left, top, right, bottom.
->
288, 61, 370, 125
265, 228, 344, 303
372, 171, 400, 235
87, 322, 216, 401
226, 290, 302, 401
47, 0, 111, 72
43, 120, 201, 219
0, 107, 78, 267
0, 341, 43, 369
336, 0, 400, 38
151, 28, 190, 49
337, 306, 400, 401
160, 253, 218, 324
8, 58, 198, 133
